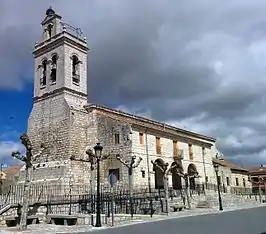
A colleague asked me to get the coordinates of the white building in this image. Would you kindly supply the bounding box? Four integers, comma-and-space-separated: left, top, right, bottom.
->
21, 7, 220, 193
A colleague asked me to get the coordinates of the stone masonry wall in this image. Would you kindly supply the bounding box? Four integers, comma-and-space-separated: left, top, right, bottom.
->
27, 94, 71, 162
130, 128, 217, 189
24, 92, 88, 186
96, 113, 132, 186
68, 107, 97, 187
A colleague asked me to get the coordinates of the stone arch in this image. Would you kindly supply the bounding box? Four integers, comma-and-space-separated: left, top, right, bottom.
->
171, 161, 183, 190
187, 163, 198, 190
153, 158, 164, 189
50, 54, 58, 82
71, 54, 80, 83
40, 59, 48, 86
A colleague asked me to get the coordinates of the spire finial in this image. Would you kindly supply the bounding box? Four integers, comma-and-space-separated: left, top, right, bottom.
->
46, 6, 55, 16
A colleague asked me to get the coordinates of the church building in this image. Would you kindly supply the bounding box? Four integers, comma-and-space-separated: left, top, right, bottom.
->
20, 8, 218, 193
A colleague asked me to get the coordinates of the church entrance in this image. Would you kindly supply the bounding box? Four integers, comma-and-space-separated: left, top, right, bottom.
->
153, 159, 165, 189
171, 161, 183, 190
187, 163, 198, 190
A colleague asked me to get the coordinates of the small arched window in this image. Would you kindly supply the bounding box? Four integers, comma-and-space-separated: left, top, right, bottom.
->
47, 24, 53, 38
50, 55, 57, 83
72, 55, 80, 83
40, 59, 47, 86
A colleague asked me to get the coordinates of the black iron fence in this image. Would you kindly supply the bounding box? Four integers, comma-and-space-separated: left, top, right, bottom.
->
0, 183, 207, 215
0, 182, 257, 216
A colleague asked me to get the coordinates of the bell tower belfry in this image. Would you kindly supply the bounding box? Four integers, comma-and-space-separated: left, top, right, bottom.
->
27, 7, 89, 172
33, 7, 88, 105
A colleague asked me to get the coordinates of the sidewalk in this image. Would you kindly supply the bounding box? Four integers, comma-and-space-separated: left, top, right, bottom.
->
1, 203, 266, 234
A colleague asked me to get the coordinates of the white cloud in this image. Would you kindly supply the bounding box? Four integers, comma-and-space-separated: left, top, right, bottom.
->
0, 141, 25, 165
2, 1, 266, 166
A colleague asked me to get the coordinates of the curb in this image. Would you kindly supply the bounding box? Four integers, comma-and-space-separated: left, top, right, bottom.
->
105, 203, 266, 229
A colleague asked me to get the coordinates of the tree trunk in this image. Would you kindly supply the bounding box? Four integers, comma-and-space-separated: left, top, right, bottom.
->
163, 175, 169, 215
19, 165, 32, 230
185, 177, 191, 210
128, 167, 134, 218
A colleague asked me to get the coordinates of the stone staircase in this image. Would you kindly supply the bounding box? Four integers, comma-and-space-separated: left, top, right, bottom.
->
0, 204, 18, 215
202, 192, 262, 209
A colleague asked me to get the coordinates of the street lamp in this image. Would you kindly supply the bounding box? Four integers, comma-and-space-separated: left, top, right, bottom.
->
94, 143, 103, 227
85, 148, 97, 219
70, 144, 109, 228
213, 163, 223, 211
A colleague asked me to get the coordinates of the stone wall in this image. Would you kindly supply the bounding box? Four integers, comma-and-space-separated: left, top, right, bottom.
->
96, 113, 132, 185
129, 128, 217, 188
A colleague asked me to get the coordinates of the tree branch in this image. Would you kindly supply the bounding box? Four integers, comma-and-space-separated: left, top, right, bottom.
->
151, 160, 164, 172
249, 175, 264, 184
166, 163, 177, 175
133, 157, 142, 168
12, 151, 26, 162
102, 153, 112, 160
116, 155, 130, 168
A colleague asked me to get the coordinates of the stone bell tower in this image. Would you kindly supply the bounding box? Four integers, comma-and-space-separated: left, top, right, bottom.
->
32, 7, 88, 104
26, 7, 89, 183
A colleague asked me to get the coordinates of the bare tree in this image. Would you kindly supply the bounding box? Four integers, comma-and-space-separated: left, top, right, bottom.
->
175, 169, 199, 210
116, 154, 142, 218
151, 160, 177, 215
249, 175, 265, 203
12, 134, 45, 231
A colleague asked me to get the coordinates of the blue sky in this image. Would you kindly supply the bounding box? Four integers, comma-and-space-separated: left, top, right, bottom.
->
2, 1, 266, 167
0, 85, 33, 165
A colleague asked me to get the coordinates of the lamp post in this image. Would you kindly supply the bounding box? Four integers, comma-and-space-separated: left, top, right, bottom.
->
70, 144, 110, 228
213, 163, 223, 211
93, 143, 103, 227
116, 154, 142, 218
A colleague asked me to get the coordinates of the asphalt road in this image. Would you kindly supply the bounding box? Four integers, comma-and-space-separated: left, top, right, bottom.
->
82, 206, 266, 234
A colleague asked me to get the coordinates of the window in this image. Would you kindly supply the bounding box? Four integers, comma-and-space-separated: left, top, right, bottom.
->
156, 137, 161, 154
50, 55, 57, 83
72, 55, 80, 83
236, 178, 239, 186
243, 178, 246, 187
226, 177, 230, 186
188, 144, 193, 160
139, 133, 144, 145
47, 24, 53, 38
109, 168, 120, 181
173, 140, 178, 157
141, 169, 145, 178
40, 59, 47, 86
114, 134, 120, 144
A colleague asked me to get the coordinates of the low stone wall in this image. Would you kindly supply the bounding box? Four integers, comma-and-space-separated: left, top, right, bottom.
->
0, 192, 264, 227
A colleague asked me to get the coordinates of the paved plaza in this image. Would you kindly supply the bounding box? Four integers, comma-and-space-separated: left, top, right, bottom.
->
1, 204, 266, 234
81, 205, 266, 234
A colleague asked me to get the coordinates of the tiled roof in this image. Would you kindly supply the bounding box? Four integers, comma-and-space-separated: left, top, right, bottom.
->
84, 104, 216, 144
249, 166, 266, 174
2, 165, 23, 175
249, 165, 266, 175
212, 158, 248, 172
